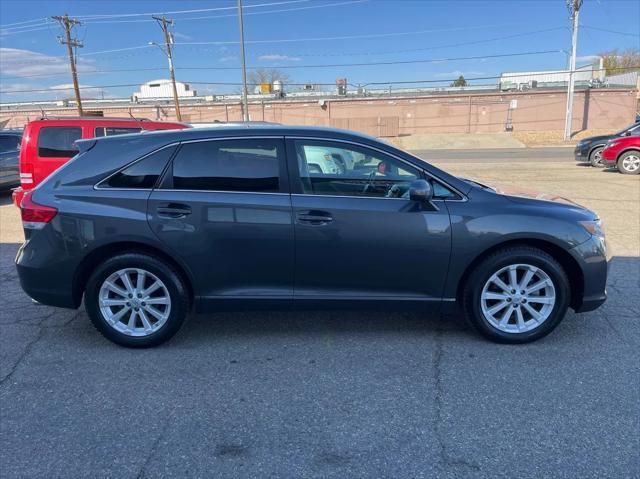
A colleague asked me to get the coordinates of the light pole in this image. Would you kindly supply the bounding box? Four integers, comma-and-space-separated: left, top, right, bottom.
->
237, 0, 250, 121
564, 0, 583, 141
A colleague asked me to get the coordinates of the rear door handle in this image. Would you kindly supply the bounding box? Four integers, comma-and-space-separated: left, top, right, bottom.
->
157, 203, 192, 219
296, 210, 333, 226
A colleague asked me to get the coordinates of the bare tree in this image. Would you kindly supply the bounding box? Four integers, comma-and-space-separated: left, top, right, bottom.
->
598, 48, 640, 75
247, 68, 292, 89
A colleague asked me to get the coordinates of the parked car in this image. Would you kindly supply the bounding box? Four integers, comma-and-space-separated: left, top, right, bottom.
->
601, 135, 640, 174
12, 117, 188, 207
574, 122, 640, 167
0, 129, 22, 191
16, 125, 608, 348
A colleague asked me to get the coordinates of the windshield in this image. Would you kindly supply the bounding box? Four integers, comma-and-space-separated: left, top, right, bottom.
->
614, 123, 640, 136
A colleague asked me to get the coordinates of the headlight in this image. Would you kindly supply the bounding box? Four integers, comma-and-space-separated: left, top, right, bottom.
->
579, 219, 605, 239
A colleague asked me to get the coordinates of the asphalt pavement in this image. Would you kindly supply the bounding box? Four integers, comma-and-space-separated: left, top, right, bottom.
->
0, 149, 638, 478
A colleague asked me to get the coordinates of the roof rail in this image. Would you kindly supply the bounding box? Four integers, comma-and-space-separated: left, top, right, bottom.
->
37, 115, 153, 121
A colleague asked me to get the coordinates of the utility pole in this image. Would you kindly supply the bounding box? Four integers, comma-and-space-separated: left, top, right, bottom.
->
237, 0, 250, 121
563, 0, 583, 141
152, 15, 182, 122
52, 14, 83, 116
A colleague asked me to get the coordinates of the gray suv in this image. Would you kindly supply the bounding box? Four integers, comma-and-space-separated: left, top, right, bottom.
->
16, 125, 608, 347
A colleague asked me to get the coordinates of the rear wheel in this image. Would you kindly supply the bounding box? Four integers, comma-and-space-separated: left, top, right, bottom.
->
617, 150, 640, 175
463, 247, 570, 343
589, 146, 605, 167
85, 253, 190, 347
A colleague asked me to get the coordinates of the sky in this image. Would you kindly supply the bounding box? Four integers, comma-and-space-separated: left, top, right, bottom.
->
0, 0, 639, 102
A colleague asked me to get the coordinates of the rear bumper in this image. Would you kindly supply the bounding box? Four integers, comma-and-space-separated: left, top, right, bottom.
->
12, 187, 26, 208
569, 235, 609, 313
15, 228, 79, 309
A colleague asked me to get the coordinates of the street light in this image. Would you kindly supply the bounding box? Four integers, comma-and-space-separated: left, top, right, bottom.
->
237, 0, 250, 122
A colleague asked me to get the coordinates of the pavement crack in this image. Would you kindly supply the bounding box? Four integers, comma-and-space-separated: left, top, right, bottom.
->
136, 414, 172, 479
433, 316, 480, 473
0, 310, 63, 387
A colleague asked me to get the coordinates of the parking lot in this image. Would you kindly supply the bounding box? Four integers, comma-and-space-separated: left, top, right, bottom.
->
0, 148, 638, 478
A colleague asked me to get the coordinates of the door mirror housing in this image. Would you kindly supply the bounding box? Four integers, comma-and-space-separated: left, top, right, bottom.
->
409, 179, 433, 202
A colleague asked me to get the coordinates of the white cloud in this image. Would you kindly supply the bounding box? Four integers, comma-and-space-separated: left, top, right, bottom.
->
172, 31, 192, 41
576, 55, 601, 63
219, 55, 237, 62
0, 47, 95, 79
258, 54, 301, 62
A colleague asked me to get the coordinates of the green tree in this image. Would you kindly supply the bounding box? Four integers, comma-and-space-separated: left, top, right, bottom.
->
598, 48, 640, 76
451, 75, 467, 87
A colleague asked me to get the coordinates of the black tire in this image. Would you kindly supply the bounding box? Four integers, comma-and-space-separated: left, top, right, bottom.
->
462, 246, 570, 344
85, 253, 190, 348
588, 146, 605, 168
617, 150, 640, 175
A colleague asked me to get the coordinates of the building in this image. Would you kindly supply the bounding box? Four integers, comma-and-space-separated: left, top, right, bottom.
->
499, 63, 602, 90
132, 79, 196, 101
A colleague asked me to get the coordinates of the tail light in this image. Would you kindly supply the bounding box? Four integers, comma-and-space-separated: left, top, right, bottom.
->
21, 193, 57, 229
20, 163, 34, 186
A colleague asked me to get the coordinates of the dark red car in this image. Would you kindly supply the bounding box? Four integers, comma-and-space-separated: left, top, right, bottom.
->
13, 117, 188, 207
601, 135, 640, 175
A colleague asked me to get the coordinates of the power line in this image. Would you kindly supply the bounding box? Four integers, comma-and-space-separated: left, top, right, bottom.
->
0, 50, 565, 80
77, 0, 311, 22
3, 66, 639, 95
580, 25, 640, 37
82, 0, 368, 24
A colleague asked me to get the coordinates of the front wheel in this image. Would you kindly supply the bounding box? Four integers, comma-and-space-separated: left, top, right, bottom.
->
85, 253, 190, 347
617, 150, 640, 175
589, 146, 605, 167
463, 247, 570, 343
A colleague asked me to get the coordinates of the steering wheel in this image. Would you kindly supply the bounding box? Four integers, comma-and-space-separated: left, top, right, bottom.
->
362, 169, 378, 195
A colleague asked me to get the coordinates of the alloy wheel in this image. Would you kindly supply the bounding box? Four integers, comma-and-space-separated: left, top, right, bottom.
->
621, 154, 640, 173
480, 263, 556, 334
98, 268, 171, 337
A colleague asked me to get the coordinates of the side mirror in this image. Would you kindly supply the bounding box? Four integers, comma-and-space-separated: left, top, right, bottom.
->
409, 179, 433, 202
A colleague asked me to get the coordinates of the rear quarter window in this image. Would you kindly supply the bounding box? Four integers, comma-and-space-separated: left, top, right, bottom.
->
37, 127, 82, 157
101, 145, 177, 189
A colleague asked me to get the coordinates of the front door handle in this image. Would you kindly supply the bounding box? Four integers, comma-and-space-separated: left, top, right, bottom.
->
157, 203, 192, 219
296, 210, 333, 226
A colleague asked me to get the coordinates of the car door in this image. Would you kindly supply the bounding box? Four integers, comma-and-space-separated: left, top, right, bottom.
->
286, 138, 452, 306
147, 137, 294, 307
0, 134, 20, 187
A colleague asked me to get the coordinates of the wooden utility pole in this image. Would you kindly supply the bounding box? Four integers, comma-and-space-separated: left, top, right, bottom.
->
152, 15, 182, 122
52, 14, 83, 115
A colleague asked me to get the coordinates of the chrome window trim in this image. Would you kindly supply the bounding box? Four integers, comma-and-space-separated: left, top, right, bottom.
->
287, 136, 468, 202
153, 189, 288, 196
94, 142, 180, 191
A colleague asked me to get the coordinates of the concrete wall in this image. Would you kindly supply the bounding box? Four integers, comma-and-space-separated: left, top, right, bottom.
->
1, 88, 637, 137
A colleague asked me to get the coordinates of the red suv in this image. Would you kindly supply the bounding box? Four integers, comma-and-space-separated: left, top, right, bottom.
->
13, 117, 187, 206
601, 135, 640, 175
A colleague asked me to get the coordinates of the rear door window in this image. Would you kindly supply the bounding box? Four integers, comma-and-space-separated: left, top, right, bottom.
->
0, 135, 20, 152
170, 139, 283, 193
37, 127, 82, 157
95, 127, 143, 137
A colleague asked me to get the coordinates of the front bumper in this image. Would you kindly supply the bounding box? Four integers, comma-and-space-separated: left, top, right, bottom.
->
574, 145, 589, 161
569, 235, 609, 313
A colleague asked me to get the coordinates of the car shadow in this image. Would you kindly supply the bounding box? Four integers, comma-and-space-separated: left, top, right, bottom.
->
0, 191, 14, 206
2, 240, 637, 348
